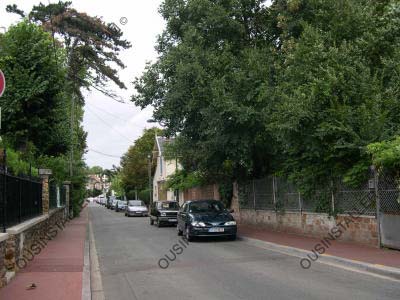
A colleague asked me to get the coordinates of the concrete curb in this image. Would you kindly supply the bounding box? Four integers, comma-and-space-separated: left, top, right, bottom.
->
82, 220, 91, 300
89, 214, 105, 300
239, 236, 400, 281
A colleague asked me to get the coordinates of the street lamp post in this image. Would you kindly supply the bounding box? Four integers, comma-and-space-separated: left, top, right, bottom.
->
147, 154, 152, 207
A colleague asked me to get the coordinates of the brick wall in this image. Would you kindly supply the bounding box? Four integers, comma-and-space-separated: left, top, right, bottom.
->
239, 209, 378, 246
183, 184, 220, 201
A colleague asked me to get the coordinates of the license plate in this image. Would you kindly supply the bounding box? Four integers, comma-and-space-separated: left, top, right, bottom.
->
209, 227, 224, 233
168, 219, 177, 222
135, 212, 142, 214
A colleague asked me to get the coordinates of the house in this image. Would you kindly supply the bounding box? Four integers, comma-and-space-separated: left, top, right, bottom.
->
86, 173, 110, 193
153, 135, 184, 204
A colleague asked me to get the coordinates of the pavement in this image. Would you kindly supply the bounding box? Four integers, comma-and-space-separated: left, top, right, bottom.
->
0, 208, 88, 300
90, 204, 400, 300
1, 204, 400, 300
238, 224, 400, 268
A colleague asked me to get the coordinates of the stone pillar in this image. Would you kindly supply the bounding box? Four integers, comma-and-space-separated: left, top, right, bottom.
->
231, 182, 240, 222
39, 169, 52, 215
63, 181, 71, 219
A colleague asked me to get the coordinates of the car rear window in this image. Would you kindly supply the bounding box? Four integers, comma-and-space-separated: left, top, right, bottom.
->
159, 202, 179, 209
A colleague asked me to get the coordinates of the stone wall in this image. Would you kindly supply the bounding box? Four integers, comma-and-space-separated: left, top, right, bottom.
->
239, 209, 378, 246
0, 207, 68, 288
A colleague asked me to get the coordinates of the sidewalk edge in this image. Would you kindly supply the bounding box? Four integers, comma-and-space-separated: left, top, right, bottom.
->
89, 213, 105, 300
239, 235, 400, 281
82, 217, 91, 300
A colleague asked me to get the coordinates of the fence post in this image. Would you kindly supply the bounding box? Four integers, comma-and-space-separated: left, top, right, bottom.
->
2, 149, 7, 232
330, 180, 335, 213
298, 192, 302, 214
252, 180, 256, 210
39, 169, 52, 215
63, 181, 71, 219
372, 166, 382, 248
18, 178, 22, 223
272, 176, 277, 206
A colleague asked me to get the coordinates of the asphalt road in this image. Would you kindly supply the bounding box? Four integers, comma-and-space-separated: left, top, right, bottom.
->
89, 204, 400, 300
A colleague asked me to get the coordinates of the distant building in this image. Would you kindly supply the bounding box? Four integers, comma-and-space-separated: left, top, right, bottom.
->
86, 173, 110, 193
153, 135, 184, 204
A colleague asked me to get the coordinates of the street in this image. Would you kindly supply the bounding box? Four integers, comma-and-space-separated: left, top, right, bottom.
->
89, 204, 400, 300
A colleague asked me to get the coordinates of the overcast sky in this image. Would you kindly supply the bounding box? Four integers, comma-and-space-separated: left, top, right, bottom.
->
0, 0, 164, 169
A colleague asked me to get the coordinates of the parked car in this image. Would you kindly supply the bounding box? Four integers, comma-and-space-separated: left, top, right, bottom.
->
125, 200, 148, 217
177, 200, 237, 241
150, 201, 179, 227
106, 196, 115, 209
102, 197, 108, 206
110, 199, 118, 210
115, 200, 127, 212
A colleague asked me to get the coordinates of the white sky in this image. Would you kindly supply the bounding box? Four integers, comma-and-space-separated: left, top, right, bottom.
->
0, 0, 165, 169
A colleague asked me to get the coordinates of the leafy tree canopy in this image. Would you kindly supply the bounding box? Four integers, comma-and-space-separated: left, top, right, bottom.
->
120, 127, 162, 193
133, 0, 400, 194
7, 1, 131, 102
0, 21, 69, 156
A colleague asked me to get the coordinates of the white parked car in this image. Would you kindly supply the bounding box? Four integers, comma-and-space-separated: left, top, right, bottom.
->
125, 200, 148, 217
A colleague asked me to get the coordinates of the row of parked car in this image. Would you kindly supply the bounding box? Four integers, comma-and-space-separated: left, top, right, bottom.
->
97, 197, 149, 216
98, 197, 237, 241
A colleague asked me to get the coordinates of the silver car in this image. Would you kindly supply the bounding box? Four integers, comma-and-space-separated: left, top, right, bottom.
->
115, 200, 127, 212
125, 200, 148, 217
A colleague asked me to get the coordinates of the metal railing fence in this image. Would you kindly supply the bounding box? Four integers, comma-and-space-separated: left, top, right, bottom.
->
0, 173, 42, 229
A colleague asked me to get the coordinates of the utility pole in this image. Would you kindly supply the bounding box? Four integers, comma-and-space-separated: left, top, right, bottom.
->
148, 154, 152, 207
69, 92, 75, 217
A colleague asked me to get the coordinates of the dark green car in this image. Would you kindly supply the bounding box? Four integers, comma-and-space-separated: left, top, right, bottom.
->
177, 200, 237, 241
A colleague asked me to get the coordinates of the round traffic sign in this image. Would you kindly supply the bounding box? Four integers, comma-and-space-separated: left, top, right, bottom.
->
0, 70, 5, 97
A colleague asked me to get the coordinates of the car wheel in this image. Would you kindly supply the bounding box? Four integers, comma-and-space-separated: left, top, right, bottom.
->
185, 226, 193, 242
156, 218, 162, 227
150, 218, 154, 225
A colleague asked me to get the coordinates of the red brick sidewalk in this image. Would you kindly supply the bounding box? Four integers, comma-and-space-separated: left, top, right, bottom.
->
239, 224, 400, 268
0, 209, 88, 300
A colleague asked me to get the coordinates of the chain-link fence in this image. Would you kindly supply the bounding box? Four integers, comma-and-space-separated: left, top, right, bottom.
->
238, 168, 400, 216
377, 171, 400, 214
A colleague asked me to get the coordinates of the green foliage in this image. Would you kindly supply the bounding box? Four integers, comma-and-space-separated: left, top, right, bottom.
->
87, 166, 103, 175
7, 1, 131, 102
87, 188, 103, 198
133, 0, 400, 213
110, 173, 124, 197
6, 2, 132, 217
0, 21, 69, 156
165, 170, 204, 191
120, 127, 162, 192
138, 189, 150, 205
367, 137, 400, 169
218, 181, 233, 209
2, 147, 38, 176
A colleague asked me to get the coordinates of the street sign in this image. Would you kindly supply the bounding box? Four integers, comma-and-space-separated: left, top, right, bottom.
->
0, 70, 5, 97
